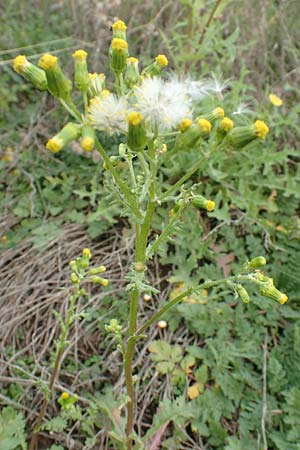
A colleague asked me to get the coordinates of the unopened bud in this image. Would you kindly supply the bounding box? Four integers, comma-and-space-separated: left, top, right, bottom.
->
73, 49, 89, 92
81, 125, 95, 152
38, 53, 72, 101
46, 123, 80, 153
192, 195, 215, 212
236, 284, 250, 303
247, 256, 267, 270
13, 55, 48, 90
110, 38, 128, 74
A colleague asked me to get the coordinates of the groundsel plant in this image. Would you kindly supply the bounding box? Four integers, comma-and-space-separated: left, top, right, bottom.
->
14, 19, 287, 450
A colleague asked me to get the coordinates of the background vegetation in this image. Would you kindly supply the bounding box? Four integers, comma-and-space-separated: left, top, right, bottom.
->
0, 1, 300, 449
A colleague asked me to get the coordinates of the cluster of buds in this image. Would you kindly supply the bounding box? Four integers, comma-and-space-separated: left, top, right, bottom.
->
69, 248, 109, 288
105, 318, 122, 334
58, 391, 78, 411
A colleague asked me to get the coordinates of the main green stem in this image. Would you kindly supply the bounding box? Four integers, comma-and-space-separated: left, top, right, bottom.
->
124, 145, 157, 450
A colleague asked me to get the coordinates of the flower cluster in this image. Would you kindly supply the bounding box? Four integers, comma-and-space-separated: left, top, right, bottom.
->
12, 19, 270, 154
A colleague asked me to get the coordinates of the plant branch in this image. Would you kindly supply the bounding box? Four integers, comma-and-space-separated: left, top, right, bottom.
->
199, 0, 223, 46
94, 137, 143, 220
159, 157, 206, 202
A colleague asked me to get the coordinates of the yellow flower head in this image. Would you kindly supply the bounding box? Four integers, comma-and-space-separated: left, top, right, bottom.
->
126, 111, 143, 126
156, 54, 168, 67
111, 38, 128, 52
213, 107, 225, 118
101, 278, 109, 287
61, 392, 70, 400
82, 247, 92, 258
269, 93, 282, 107
220, 117, 234, 132
178, 118, 192, 132
112, 20, 127, 31
206, 200, 215, 212
197, 118, 212, 134
72, 49, 88, 61
101, 89, 111, 98
127, 57, 139, 64
253, 120, 269, 139
81, 137, 94, 152
280, 293, 288, 305
13, 55, 28, 73
46, 138, 62, 153
38, 53, 58, 70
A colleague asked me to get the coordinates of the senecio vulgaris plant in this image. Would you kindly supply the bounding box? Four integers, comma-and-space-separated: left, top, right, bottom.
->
14, 20, 288, 450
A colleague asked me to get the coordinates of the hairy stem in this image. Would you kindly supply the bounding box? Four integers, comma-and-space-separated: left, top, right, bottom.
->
124, 142, 157, 450
94, 137, 143, 220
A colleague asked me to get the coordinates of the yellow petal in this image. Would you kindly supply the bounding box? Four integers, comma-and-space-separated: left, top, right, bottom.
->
188, 382, 200, 400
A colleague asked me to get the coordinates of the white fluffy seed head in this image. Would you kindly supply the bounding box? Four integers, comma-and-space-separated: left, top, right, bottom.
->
89, 94, 129, 134
134, 77, 192, 132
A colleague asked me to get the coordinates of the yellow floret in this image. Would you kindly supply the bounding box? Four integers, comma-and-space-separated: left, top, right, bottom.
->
82, 248, 92, 258
220, 117, 234, 132
126, 111, 143, 126
111, 38, 128, 51
72, 49, 88, 61
112, 20, 127, 31
101, 89, 110, 98
13, 55, 28, 73
213, 107, 225, 118
61, 392, 70, 400
206, 200, 215, 212
178, 118, 192, 132
198, 118, 212, 134
280, 294, 288, 305
102, 279, 109, 287
38, 53, 58, 70
269, 93, 282, 106
253, 120, 269, 139
156, 54, 168, 67
127, 57, 139, 64
46, 138, 62, 153
81, 137, 94, 152
89, 72, 97, 79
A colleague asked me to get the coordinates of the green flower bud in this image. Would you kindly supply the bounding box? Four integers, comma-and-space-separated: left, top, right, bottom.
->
45, 122, 81, 153
105, 318, 122, 334
72, 49, 89, 92
126, 112, 148, 152
109, 38, 128, 74
259, 283, 288, 305
236, 284, 250, 303
89, 265, 106, 275
191, 195, 215, 212
38, 53, 72, 101
13, 55, 48, 90
69, 260, 77, 271
125, 57, 140, 88
111, 20, 127, 40
197, 107, 225, 123
142, 54, 168, 77
227, 121, 269, 148
247, 256, 267, 270
91, 276, 109, 286
80, 125, 95, 152
175, 118, 211, 150
70, 273, 79, 284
